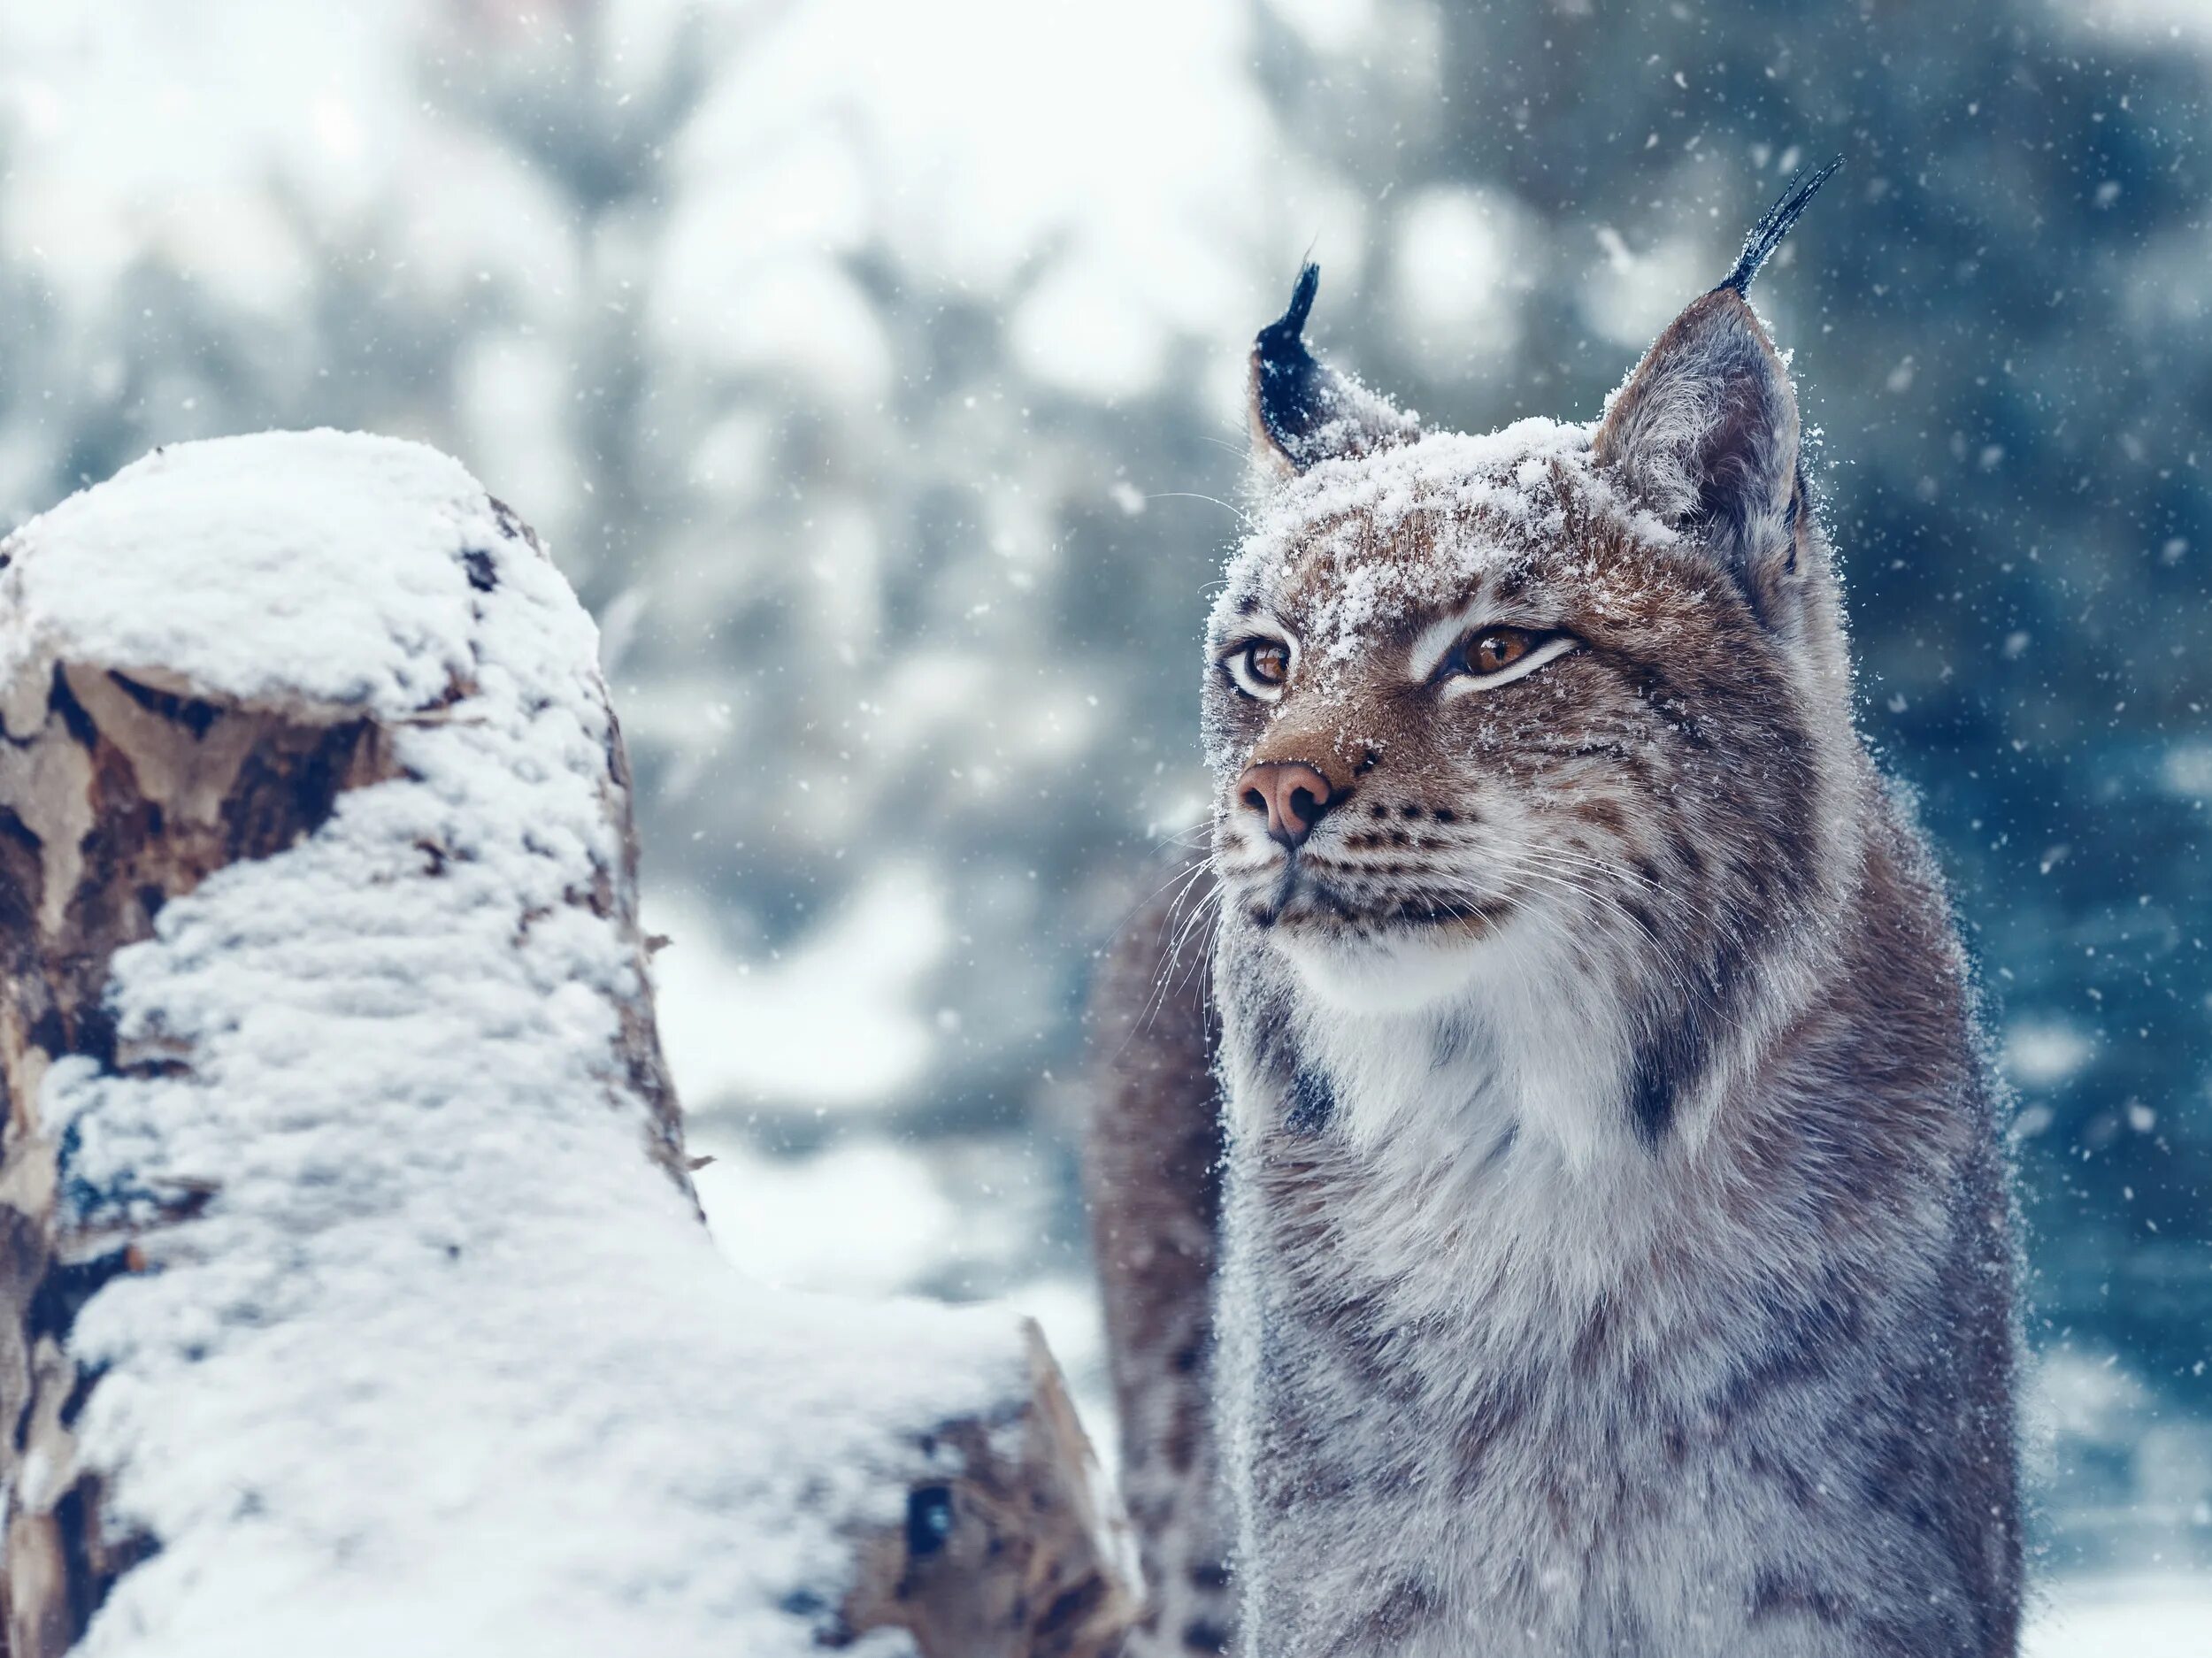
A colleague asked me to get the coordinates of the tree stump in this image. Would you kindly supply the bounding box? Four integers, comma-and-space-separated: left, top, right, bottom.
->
0, 433, 1133, 1658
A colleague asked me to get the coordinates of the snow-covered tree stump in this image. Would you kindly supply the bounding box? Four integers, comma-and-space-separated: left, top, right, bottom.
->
0, 434, 1133, 1658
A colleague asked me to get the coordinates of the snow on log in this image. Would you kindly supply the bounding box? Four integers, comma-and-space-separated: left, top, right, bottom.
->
0, 433, 1133, 1658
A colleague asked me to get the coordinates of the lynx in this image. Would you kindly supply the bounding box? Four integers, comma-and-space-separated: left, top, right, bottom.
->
1087, 165, 2021, 1657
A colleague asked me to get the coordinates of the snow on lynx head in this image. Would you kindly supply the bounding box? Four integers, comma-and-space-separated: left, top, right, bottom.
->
1204, 165, 1866, 1140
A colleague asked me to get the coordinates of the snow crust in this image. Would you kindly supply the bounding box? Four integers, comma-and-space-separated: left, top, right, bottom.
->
0, 434, 487, 716
4, 432, 1036, 1658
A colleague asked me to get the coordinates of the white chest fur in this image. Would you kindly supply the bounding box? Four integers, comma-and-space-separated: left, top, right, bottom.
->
1217, 957, 1863, 1654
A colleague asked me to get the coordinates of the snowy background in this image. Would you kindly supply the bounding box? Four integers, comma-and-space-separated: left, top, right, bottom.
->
0, 0, 2204, 1646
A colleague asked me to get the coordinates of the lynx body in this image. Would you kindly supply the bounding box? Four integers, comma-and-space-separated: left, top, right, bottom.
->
1088, 172, 2021, 1657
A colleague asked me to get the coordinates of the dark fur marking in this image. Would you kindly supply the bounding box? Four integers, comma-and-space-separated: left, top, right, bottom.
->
1749, 1569, 1850, 1626
1354, 1576, 1445, 1643
1572, 797, 1629, 834
1477, 1122, 1517, 1174
1625, 1041, 1679, 1146
1571, 1294, 1615, 1378
1286, 1067, 1334, 1136
1448, 1367, 1540, 1498
1625, 1002, 1713, 1147
1627, 928, 1748, 1146
1715, 1288, 1867, 1428
1675, 833, 1708, 879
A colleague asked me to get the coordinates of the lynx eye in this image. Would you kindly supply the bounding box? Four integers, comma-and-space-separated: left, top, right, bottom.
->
1464, 628, 1536, 675
1223, 635, 1296, 702
1436, 626, 1577, 695
1245, 641, 1290, 685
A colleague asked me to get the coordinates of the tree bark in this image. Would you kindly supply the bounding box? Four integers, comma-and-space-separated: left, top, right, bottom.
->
0, 434, 1133, 1658
0, 661, 401, 1658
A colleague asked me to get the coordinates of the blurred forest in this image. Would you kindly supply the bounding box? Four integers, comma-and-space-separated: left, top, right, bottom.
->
0, 0, 2205, 1582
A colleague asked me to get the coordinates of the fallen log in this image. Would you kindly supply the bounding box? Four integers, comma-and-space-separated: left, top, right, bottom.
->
0, 432, 1133, 1658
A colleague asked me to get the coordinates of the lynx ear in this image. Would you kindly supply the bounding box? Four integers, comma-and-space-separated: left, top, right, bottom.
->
1249, 265, 1417, 478
1594, 288, 1801, 589
1593, 161, 1839, 617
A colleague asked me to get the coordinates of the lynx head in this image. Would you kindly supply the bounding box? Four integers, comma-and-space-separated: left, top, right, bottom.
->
1207, 165, 1869, 1147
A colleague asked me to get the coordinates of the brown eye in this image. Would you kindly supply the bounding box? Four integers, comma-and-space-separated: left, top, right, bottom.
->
1464, 627, 1535, 676
1245, 641, 1291, 687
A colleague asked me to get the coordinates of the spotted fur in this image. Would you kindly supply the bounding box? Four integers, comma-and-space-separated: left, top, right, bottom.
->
1090, 176, 2019, 1658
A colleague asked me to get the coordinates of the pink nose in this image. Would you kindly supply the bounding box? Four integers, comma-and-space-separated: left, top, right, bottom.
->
1235, 762, 1335, 850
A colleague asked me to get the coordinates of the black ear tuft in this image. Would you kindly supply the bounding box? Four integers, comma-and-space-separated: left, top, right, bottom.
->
1253, 264, 1324, 443
1717, 156, 1843, 297
1248, 265, 1416, 477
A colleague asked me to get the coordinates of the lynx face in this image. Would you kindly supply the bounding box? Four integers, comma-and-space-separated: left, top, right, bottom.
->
1207, 255, 1866, 1140
1206, 427, 1815, 1014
